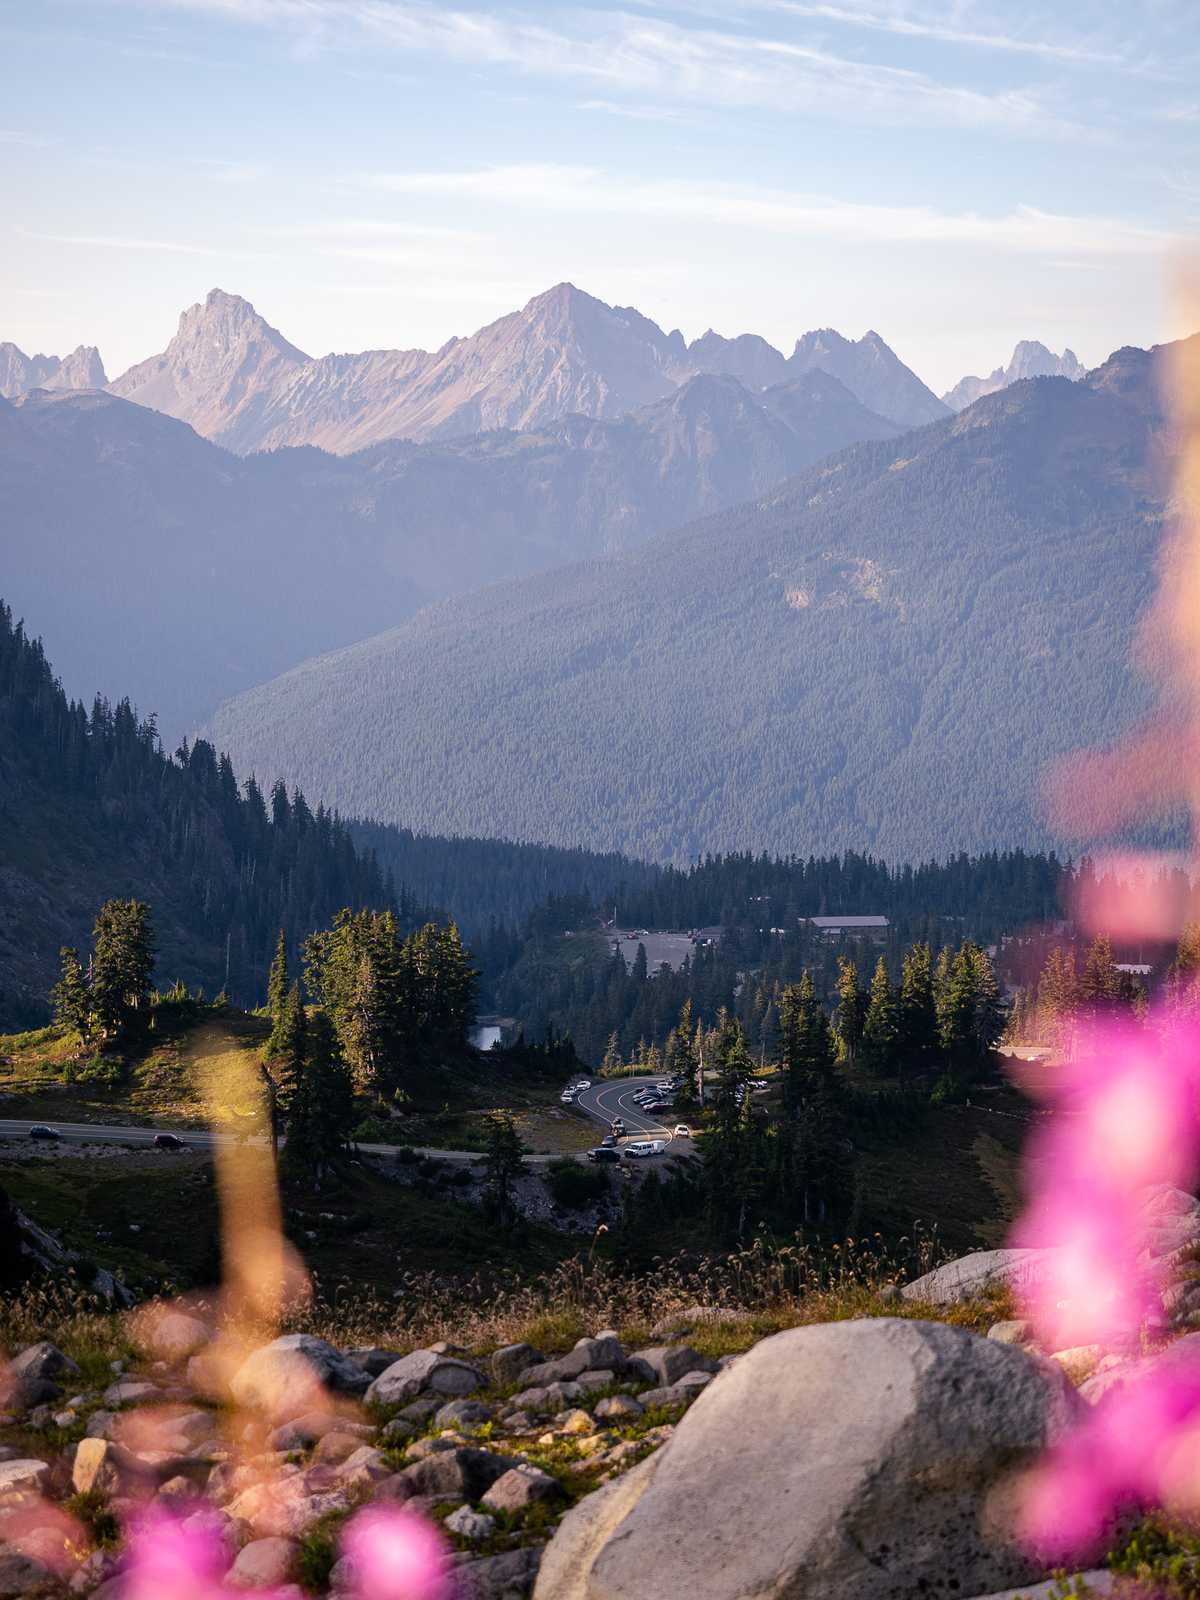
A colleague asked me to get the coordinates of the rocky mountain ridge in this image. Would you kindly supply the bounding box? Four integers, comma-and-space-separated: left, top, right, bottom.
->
943, 339, 1085, 412
0, 341, 107, 399
87, 282, 947, 453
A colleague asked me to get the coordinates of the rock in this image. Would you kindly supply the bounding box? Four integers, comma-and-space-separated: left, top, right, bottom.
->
186, 1347, 228, 1399
632, 1346, 718, 1388
378, 1418, 416, 1446
1138, 1185, 1200, 1222
518, 1352, 591, 1387
491, 1343, 543, 1385
345, 1346, 404, 1378
334, 1446, 391, 1485
675, 1371, 714, 1395
1050, 1345, 1106, 1385
226, 1478, 353, 1538
532, 1318, 1082, 1600
70, 1550, 118, 1594
397, 1396, 441, 1423
435, 1398, 494, 1432
73, 1439, 125, 1496
0, 1551, 55, 1597
456, 1547, 543, 1599
637, 1385, 693, 1409
406, 1437, 461, 1461
574, 1335, 625, 1370
574, 1371, 614, 1393
102, 1380, 161, 1407
148, 1312, 210, 1363
902, 1248, 1061, 1306
366, 1349, 484, 1407
987, 1320, 1035, 1346
230, 1335, 369, 1420
482, 1463, 564, 1513
510, 1387, 550, 1413
559, 1410, 594, 1436
6, 1377, 62, 1412
445, 1506, 496, 1540
84, 1411, 116, 1440
311, 1431, 367, 1465
10, 1342, 80, 1383
594, 1395, 643, 1423
402, 1447, 518, 1502
157, 1473, 201, 1504
0, 1459, 51, 1500
227, 1536, 298, 1589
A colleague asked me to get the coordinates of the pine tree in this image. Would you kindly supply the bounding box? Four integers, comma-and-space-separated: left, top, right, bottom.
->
898, 942, 937, 1072
90, 899, 156, 1046
265, 929, 289, 1057
1168, 923, 1200, 1015
600, 1032, 622, 1076
833, 956, 867, 1067
862, 956, 899, 1074
482, 1112, 527, 1225
273, 982, 307, 1110
51, 947, 91, 1047
666, 1001, 699, 1108
282, 1006, 353, 1188
1079, 936, 1123, 1018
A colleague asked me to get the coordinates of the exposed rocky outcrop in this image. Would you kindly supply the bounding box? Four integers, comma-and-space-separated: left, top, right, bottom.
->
0, 342, 106, 399
943, 340, 1085, 412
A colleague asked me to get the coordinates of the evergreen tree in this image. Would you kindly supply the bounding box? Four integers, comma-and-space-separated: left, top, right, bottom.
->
282, 1007, 354, 1188
600, 1032, 622, 1076
862, 956, 899, 1073
1168, 923, 1200, 1015
833, 956, 867, 1067
90, 899, 155, 1046
51, 947, 91, 1047
1037, 947, 1080, 1048
666, 1001, 699, 1108
779, 972, 821, 1116
273, 982, 307, 1110
265, 929, 289, 1057
898, 942, 937, 1072
482, 1112, 527, 1225
1079, 936, 1124, 1018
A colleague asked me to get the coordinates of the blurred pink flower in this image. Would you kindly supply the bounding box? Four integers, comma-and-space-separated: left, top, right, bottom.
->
122, 1510, 229, 1600
341, 1507, 451, 1600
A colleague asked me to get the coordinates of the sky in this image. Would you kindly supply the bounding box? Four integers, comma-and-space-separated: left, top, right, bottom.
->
2, 0, 1198, 393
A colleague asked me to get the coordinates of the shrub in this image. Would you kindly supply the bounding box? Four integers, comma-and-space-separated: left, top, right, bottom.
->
544, 1158, 611, 1211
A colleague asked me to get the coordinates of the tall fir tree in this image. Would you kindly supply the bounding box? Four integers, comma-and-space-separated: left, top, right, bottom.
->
51, 947, 91, 1046
90, 900, 155, 1047
265, 929, 289, 1057
833, 956, 868, 1068
862, 956, 899, 1074
898, 941, 937, 1073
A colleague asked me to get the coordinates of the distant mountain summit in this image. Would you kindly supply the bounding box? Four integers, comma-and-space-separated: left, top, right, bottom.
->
95, 283, 944, 453
0, 341, 107, 398
108, 288, 310, 451
788, 328, 949, 428
942, 340, 1085, 411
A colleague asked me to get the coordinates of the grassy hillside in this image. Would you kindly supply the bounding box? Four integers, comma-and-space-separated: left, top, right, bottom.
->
206, 345, 1181, 864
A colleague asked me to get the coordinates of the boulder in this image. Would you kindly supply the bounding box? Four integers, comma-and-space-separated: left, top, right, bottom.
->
532, 1318, 1082, 1600
227, 1536, 298, 1589
226, 1477, 353, 1538
986, 1320, 1035, 1346
10, 1342, 80, 1383
574, 1335, 625, 1370
230, 1335, 369, 1420
559, 1410, 594, 1436
345, 1346, 405, 1378
435, 1399, 494, 1432
518, 1351, 591, 1387
73, 1439, 126, 1497
402, 1447, 518, 1502
311, 1431, 368, 1465
491, 1343, 543, 1385
632, 1346, 718, 1387
966, 1578, 1114, 1599
594, 1395, 643, 1423
0, 1460, 51, 1501
147, 1312, 210, 1363
902, 1248, 1061, 1306
365, 1349, 484, 1407
334, 1446, 391, 1486
102, 1380, 161, 1407
456, 1547, 544, 1600
1050, 1345, 1105, 1385
445, 1506, 496, 1540
482, 1463, 564, 1514
0, 1550, 55, 1597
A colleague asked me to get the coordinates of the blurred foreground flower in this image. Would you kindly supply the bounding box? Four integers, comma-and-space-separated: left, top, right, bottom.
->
340, 1507, 451, 1600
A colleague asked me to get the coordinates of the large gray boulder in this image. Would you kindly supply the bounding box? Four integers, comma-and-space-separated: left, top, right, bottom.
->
230, 1334, 370, 1420
533, 1318, 1082, 1600
902, 1249, 1061, 1306
365, 1348, 483, 1406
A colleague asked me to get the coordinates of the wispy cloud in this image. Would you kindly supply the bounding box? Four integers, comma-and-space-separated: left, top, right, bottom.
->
15, 226, 270, 258
578, 98, 689, 123
133, 0, 1079, 135
351, 161, 1174, 257
0, 128, 54, 147
192, 156, 269, 184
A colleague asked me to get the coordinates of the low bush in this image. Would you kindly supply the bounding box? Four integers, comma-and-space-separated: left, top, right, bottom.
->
544, 1159, 609, 1211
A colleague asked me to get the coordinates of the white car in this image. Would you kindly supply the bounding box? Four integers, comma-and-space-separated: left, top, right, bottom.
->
575, 1080, 592, 1090
623, 1139, 665, 1158
673, 1124, 693, 1139
560, 1092, 576, 1103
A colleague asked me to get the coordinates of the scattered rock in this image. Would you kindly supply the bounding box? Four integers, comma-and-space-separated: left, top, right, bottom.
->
148, 1312, 210, 1363
0, 1550, 55, 1598
345, 1346, 404, 1378
72, 1439, 126, 1497
335, 1446, 391, 1486
366, 1349, 484, 1407
402, 1447, 518, 1502
231, 1335, 371, 1422
966, 1577, 1114, 1599
533, 1318, 1082, 1600
632, 1346, 719, 1388
987, 1320, 1035, 1346
482, 1463, 563, 1514
1050, 1345, 1105, 1385
0, 1459, 51, 1501
378, 1418, 416, 1446
456, 1546, 544, 1599
227, 1536, 298, 1589
434, 1399, 494, 1432
594, 1395, 643, 1423
446, 1506, 496, 1541
559, 1410, 594, 1436
102, 1380, 161, 1408
311, 1431, 368, 1466
649, 1307, 743, 1341
10, 1342, 80, 1383
158, 1473, 201, 1504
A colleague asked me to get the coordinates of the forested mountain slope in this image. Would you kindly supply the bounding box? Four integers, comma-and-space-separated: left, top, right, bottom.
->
0, 602, 397, 1029
205, 343, 1179, 863
1, 373, 897, 737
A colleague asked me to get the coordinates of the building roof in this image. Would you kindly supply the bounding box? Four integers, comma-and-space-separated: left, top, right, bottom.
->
807, 915, 890, 929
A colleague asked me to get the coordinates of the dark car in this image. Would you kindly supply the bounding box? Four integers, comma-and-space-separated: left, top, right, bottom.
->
600, 1133, 618, 1148
28, 1125, 61, 1141
587, 1146, 622, 1163
153, 1132, 185, 1150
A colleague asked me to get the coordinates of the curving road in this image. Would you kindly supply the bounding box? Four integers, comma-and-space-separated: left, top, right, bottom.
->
573, 1076, 677, 1142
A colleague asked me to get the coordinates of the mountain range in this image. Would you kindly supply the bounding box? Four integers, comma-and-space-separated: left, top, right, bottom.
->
0, 341, 107, 398
0, 362, 900, 736
95, 283, 949, 450
941, 340, 1084, 412
203, 341, 1180, 864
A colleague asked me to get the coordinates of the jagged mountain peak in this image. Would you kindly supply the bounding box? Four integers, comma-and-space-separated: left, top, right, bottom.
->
0, 340, 108, 399
942, 339, 1086, 411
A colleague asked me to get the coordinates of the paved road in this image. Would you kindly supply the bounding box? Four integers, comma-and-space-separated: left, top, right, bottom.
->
0, 1119, 567, 1166
573, 1077, 680, 1142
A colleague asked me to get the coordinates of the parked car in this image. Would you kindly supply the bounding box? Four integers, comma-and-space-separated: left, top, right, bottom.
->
642, 1100, 671, 1112
610, 1118, 625, 1134
559, 1092, 576, 1103
587, 1146, 622, 1163
575, 1080, 592, 1090
673, 1124, 693, 1139
28, 1125, 61, 1141
153, 1132, 185, 1150
624, 1140, 666, 1158
600, 1134, 618, 1148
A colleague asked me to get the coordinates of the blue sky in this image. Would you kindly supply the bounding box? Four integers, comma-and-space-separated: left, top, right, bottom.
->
2, 0, 1197, 392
